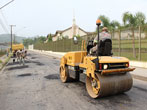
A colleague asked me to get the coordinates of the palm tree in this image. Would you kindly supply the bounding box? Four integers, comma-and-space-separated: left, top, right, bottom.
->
122, 12, 137, 58
98, 15, 110, 27
135, 12, 146, 26
122, 12, 146, 58
110, 20, 120, 30
135, 12, 146, 39
109, 20, 120, 39
122, 12, 136, 27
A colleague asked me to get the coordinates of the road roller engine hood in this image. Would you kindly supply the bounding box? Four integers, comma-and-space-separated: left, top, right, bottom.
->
80, 56, 135, 75
60, 52, 135, 75
86, 56, 129, 63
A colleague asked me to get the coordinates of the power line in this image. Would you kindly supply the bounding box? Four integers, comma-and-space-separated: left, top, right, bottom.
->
15, 27, 26, 34
0, 17, 9, 33
0, 11, 9, 33
0, 0, 14, 10
0, 10, 9, 28
0, 0, 15, 34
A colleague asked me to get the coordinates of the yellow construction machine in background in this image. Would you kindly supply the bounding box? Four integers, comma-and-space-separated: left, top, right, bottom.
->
12, 43, 24, 52
60, 20, 135, 98
11, 43, 24, 58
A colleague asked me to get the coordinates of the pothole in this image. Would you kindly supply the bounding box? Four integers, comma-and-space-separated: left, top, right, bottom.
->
17, 73, 32, 77
44, 74, 59, 80
31, 57, 37, 59
36, 62, 44, 66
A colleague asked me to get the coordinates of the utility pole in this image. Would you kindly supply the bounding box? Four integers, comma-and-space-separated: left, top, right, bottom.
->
10, 25, 16, 52
14, 34, 15, 43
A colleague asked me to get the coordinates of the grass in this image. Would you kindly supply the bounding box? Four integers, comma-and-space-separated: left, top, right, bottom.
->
112, 39, 147, 48
0, 53, 12, 71
113, 52, 147, 61
0, 51, 6, 57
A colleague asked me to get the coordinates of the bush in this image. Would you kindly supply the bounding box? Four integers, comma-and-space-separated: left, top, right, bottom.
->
0, 51, 6, 57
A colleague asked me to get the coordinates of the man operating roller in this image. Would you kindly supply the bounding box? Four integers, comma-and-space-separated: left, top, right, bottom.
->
90, 27, 111, 54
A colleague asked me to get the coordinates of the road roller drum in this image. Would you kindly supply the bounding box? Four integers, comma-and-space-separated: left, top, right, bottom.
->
86, 72, 133, 98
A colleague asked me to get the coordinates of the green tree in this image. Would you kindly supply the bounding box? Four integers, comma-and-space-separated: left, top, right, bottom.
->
110, 20, 120, 30
37, 36, 46, 43
122, 12, 136, 27
23, 38, 34, 47
122, 12, 137, 58
47, 34, 52, 42
23, 36, 46, 48
135, 12, 146, 26
98, 15, 110, 27
122, 11, 146, 58
98, 15, 120, 31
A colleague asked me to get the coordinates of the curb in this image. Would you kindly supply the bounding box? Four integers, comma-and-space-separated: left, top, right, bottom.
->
130, 61, 147, 68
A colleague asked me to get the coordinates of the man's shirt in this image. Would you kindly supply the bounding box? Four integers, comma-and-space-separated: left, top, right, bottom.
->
94, 31, 111, 43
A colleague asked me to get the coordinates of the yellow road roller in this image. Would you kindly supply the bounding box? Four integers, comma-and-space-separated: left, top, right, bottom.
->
60, 20, 135, 98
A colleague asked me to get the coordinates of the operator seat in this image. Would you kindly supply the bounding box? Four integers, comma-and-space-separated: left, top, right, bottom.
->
98, 39, 112, 56
87, 40, 94, 54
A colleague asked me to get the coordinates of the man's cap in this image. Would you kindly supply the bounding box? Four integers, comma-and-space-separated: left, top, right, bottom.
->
102, 27, 108, 31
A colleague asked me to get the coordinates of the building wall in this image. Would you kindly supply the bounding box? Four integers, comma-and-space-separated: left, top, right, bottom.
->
113, 30, 146, 39
52, 36, 58, 41
78, 28, 87, 36
71, 26, 87, 38
28, 45, 34, 50
62, 29, 72, 39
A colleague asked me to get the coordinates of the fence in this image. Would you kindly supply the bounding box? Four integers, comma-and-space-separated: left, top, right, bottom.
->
34, 25, 147, 61
111, 25, 147, 61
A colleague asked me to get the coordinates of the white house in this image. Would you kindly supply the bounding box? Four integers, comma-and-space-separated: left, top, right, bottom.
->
52, 17, 88, 41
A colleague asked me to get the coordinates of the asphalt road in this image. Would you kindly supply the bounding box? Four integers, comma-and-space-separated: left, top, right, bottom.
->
0, 51, 147, 110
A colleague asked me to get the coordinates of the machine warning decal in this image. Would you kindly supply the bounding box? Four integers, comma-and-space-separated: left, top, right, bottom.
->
112, 57, 122, 59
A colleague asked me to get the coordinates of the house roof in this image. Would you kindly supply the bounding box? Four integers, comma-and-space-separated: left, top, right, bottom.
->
52, 25, 89, 37
53, 27, 72, 37
78, 27, 88, 34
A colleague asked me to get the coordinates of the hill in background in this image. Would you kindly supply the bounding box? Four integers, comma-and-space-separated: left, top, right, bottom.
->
0, 34, 26, 43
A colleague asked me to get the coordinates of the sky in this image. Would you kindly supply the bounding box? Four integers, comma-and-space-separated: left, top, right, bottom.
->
0, 0, 147, 37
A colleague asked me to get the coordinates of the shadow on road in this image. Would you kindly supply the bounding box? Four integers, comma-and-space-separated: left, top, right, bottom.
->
84, 93, 133, 109
133, 86, 147, 92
